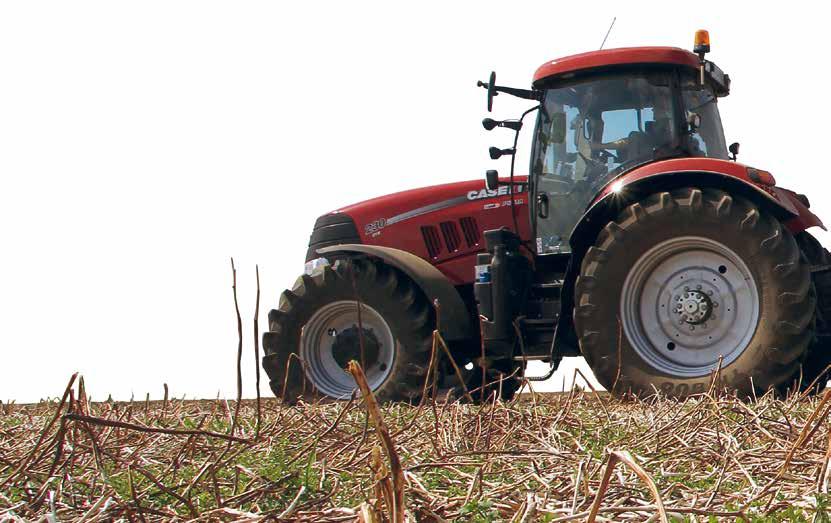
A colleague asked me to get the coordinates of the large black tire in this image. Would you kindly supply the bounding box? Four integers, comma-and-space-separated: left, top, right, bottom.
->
787, 232, 831, 394
574, 187, 816, 398
262, 258, 434, 403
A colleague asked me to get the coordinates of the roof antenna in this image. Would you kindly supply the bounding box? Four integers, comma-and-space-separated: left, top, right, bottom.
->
599, 17, 616, 50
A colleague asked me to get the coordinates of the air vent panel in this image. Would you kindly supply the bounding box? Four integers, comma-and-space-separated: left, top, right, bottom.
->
421, 226, 442, 259
440, 221, 461, 253
459, 217, 480, 248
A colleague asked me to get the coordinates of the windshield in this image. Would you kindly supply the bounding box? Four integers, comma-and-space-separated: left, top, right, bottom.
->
532, 71, 677, 191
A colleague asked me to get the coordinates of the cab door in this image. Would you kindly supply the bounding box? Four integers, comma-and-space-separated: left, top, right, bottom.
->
531, 107, 586, 255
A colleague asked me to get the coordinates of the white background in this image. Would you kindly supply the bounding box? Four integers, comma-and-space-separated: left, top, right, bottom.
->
2, 1, 829, 402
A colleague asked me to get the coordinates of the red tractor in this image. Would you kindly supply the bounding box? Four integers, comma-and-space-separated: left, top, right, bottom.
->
263, 31, 831, 401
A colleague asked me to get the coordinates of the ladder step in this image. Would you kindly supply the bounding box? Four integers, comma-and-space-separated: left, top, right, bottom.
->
532, 282, 563, 289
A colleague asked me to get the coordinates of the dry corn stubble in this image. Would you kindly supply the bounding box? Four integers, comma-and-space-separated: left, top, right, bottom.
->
4, 379, 831, 521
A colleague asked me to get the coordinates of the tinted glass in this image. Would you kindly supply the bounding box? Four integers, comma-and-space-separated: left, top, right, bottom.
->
534, 73, 676, 190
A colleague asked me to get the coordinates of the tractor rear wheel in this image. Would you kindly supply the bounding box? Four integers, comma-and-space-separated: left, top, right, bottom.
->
262, 258, 434, 403
783, 232, 831, 394
575, 188, 816, 398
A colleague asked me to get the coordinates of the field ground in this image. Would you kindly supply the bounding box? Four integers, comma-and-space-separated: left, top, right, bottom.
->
4, 377, 831, 522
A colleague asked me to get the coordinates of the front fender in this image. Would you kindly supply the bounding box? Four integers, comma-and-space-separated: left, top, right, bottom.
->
317, 244, 473, 341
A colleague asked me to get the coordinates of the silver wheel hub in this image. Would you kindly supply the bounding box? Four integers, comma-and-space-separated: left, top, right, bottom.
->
620, 236, 760, 377
676, 290, 712, 325
300, 301, 396, 399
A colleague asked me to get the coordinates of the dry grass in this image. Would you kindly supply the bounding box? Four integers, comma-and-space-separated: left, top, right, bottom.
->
3, 375, 831, 522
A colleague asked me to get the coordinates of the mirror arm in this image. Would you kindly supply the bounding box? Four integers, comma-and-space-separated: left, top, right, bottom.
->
492, 85, 543, 101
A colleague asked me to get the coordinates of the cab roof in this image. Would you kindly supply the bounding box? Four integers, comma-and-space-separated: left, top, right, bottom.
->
533, 46, 700, 85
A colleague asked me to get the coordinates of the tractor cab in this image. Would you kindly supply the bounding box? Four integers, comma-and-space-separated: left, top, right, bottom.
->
480, 35, 732, 255
531, 61, 729, 253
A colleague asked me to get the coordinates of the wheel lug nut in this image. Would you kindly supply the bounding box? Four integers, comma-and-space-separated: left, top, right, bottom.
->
690, 326, 695, 331
697, 285, 702, 290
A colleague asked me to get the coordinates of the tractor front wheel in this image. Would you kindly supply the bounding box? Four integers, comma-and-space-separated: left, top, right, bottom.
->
262, 258, 434, 403
575, 188, 816, 398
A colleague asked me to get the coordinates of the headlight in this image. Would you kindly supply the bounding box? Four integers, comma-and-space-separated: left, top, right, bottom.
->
304, 257, 330, 275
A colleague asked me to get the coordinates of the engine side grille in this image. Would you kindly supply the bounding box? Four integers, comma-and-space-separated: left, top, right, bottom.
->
439, 221, 461, 253
459, 217, 480, 248
421, 225, 442, 259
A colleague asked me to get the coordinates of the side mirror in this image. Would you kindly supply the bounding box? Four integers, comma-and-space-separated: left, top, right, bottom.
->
485, 170, 499, 191
486, 71, 496, 112
476, 71, 497, 112
729, 142, 740, 161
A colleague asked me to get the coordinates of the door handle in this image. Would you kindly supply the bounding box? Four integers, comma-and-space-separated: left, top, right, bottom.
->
536, 193, 549, 219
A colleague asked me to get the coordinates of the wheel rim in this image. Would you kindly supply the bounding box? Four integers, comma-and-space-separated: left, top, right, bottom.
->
300, 300, 396, 398
620, 236, 760, 377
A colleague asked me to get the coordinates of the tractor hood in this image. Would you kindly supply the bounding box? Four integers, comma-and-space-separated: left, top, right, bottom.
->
336, 178, 529, 237
306, 178, 531, 284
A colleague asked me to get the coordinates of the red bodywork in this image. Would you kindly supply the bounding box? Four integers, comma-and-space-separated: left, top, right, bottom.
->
533, 47, 700, 84
335, 179, 530, 285
328, 157, 823, 288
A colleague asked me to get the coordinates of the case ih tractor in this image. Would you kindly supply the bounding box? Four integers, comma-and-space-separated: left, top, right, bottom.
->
263, 31, 831, 402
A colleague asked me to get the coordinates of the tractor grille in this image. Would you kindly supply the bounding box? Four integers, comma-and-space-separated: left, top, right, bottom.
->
306, 213, 360, 261
459, 217, 480, 247
440, 221, 461, 253
421, 226, 442, 259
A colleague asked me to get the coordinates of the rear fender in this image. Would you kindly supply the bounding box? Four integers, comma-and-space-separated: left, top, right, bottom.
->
317, 244, 473, 341
553, 159, 825, 355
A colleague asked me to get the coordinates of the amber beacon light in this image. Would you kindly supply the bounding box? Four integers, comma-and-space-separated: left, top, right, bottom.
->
693, 29, 710, 84
694, 29, 710, 55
